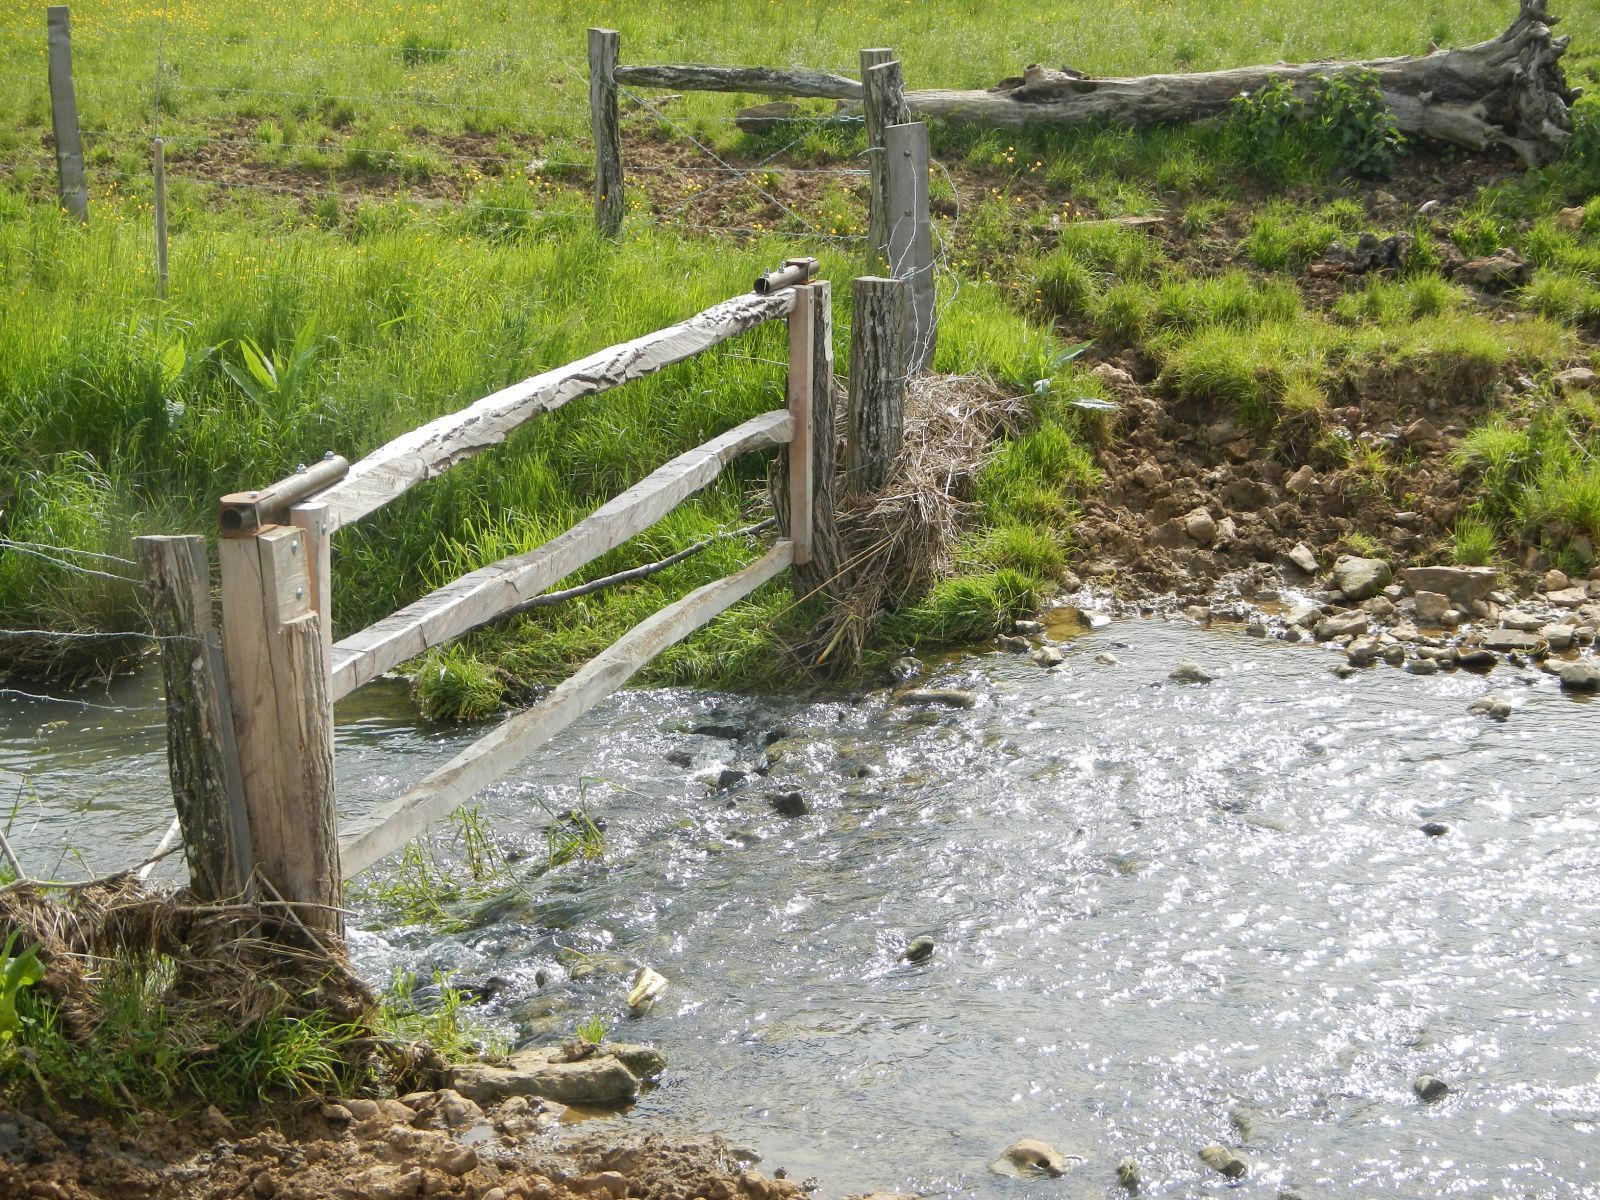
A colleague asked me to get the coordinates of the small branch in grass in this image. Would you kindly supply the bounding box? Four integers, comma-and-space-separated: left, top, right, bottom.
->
505, 518, 778, 618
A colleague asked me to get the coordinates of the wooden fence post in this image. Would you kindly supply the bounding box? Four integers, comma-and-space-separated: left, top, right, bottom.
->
136, 535, 253, 900
847, 276, 907, 492
589, 27, 624, 237
885, 121, 935, 376
861, 52, 908, 269
46, 6, 88, 223
153, 136, 168, 298
218, 525, 341, 937
786, 284, 816, 566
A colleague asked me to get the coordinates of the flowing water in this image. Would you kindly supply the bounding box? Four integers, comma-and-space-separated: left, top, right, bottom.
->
3, 619, 1598, 1197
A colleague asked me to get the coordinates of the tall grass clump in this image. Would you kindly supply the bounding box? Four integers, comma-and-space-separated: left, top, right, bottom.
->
1451, 404, 1600, 560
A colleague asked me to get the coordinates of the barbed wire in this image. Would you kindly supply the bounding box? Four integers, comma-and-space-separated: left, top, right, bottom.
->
0, 538, 137, 567
0, 629, 200, 645
156, 81, 589, 120
163, 170, 589, 221
0, 688, 164, 713
0, 541, 141, 584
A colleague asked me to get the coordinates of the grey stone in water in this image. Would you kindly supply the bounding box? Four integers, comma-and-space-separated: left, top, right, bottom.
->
1456, 649, 1499, 673
1245, 622, 1268, 638
1031, 645, 1065, 668
1421, 822, 1450, 837
715, 768, 746, 789
1467, 694, 1512, 721
664, 749, 694, 768
1332, 555, 1392, 602
899, 688, 979, 708
1170, 661, 1213, 684
1115, 1158, 1141, 1190
1198, 1145, 1248, 1179
1332, 663, 1361, 679
1013, 619, 1046, 635
1542, 624, 1576, 651
991, 1138, 1073, 1178
1404, 657, 1440, 676
1560, 661, 1600, 692
692, 722, 745, 740
1314, 612, 1369, 641
1483, 629, 1545, 653
1095, 652, 1120, 665
902, 935, 936, 963
996, 634, 1030, 653
1347, 637, 1381, 667
1414, 1074, 1450, 1103
1287, 542, 1319, 574
769, 791, 811, 818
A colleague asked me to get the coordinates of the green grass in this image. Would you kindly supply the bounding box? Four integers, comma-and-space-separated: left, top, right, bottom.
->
1241, 198, 1367, 270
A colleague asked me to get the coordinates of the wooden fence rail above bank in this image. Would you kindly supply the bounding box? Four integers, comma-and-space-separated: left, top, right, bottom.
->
139, 259, 838, 938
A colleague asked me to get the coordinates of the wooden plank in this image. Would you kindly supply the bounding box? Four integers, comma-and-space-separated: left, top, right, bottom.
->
589, 28, 623, 237
328, 408, 794, 700
613, 63, 861, 100
135, 535, 252, 900
786, 286, 815, 567
846, 276, 908, 492
861, 55, 909, 268
46, 6, 87, 222
218, 525, 340, 935
340, 541, 796, 877
315, 289, 796, 530
289, 499, 333, 675
885, 121, 936, 376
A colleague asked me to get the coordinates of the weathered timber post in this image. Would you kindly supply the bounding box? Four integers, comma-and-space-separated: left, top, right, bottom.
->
786, 284, 816, 567
846, 276, 908, 492
153, 137, 169, 298
46, 6, 88, 222
135, 535, 253, 900
885, 121, 935, 376
861, 52, 909, 269
589, 28, 624, 237
217, 524, 341, 936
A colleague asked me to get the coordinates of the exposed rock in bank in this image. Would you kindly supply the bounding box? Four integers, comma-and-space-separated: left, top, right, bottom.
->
1332, 555, 1391, 601
449, 1044, 660, 1107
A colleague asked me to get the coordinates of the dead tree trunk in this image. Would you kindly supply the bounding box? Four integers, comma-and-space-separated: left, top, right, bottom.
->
903, 0, 1576, 166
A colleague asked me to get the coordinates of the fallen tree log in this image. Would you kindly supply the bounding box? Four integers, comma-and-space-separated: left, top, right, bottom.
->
902, 0, 1576, 166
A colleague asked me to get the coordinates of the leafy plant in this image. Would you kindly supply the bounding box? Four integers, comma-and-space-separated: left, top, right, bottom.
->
574, 1013, 607, 1045
1226, 77, 1310, 185
0, 932, 44, 1043
1309, 69, 1404, 178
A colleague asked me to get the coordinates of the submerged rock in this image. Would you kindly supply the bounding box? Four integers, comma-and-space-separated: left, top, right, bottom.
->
626, 966, 668, 1017
1197, 1145, 1248, 1179
902, 935, 936, 963
1467, 694, 1511, 721
899, 688, 978, 708
1115, 1157, 1141, 1191
990, 1139, 1075, 1178
1420, 822, 1450, 837
1031, 645, 1065, 668
1170, 661, 1213, 684
768, 790, 811, 818
1414, 1074, 1450, 1103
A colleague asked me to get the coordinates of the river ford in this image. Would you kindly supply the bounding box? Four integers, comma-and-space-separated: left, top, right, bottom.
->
3, 617, 1596, 1197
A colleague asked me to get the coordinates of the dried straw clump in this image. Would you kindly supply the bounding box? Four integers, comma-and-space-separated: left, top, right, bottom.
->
801, 372, 1029, 672
0, 873, 373, 1045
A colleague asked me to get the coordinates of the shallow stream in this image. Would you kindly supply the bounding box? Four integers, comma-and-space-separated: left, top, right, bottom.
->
3, 618, 1597, 1197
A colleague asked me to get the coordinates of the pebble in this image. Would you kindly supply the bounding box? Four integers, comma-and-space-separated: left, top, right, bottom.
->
1169, 661, 1213, 684
1287, 542, 1319, 573
1414, 1074, 1450, 1103
902, 935, 936, 963
1031, 645, 1064, 668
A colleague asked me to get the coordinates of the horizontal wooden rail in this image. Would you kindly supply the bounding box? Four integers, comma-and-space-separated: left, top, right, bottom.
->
328, 409, 794, 700
614, 63, 862, 101
313, 289, 798, 531
339, 540, 795, 876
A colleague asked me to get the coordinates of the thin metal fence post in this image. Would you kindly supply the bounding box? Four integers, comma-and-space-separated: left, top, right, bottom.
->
47, 6, 89, 222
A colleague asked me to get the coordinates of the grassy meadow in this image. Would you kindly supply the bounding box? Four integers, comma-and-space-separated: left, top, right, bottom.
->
0, 0, 1598, 711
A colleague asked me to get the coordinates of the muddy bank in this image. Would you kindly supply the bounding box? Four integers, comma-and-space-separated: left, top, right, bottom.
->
0, 1094, 814, 1200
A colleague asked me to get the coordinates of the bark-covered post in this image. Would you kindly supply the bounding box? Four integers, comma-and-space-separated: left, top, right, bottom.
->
861, 52, 909, 268
589, 27, 624, 237
885, 120, 935, 376
217, 524, 341, 937
846, 276, 907, 492
46, 6, 88, 222
135, 535, 253, 900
